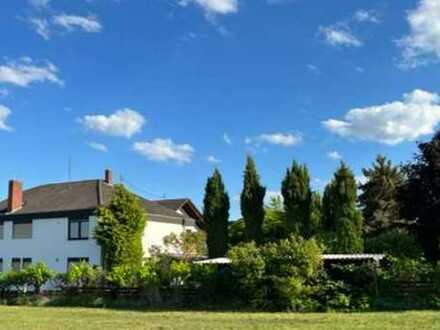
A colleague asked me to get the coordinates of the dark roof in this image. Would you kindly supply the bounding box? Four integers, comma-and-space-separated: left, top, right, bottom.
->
155, 199, 189, 211
0, 180, 186, 220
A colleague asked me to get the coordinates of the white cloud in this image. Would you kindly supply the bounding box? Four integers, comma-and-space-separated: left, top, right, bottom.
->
246, 132, 302, 147
88, 142, 108, 153
206, 155, 221, 164
0, 58, 62, 87
223, 133, 232, 145
178, 0, 238, 16
356, 174, 368, 185
398, 0, 440, 68
319, 25, 362, 47
354, 10, 379, 23
307, 64, 320, 74
52, 14, 102, 33
327, 151, 342, 160
29, 17, 50, 40
133, 138, 195, 164
29, 0, 50, 8
265, 190, 283, 204
0, 105, 12, 131
79, 109, 145, 138
322, 89, 440, 145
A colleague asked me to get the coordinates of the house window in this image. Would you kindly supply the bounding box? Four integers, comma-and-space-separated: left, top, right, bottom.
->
13, 220, 32, 239
67, 257, 89, 271
68, 219, 89, 240
0, 259, 3, 273
0, 221, 3, 240
11, 258, 32, 272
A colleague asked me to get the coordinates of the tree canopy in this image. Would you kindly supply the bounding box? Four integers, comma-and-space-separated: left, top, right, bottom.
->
95, 185, 147, 270
241, 156, 266, 243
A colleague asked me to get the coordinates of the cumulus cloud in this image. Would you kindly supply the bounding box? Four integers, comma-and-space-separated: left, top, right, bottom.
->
0, 105, 12, 131
88, 142, 108, 152
207, 155, 221, 164
322, 89, 440, 145
265, 190, 283, 204
327, 151, 342, 160
246, 132, 302, 147
0, 58, 62, 87
354, 10, 380, 23
319, 25, 362, 47
178, 0, 238, 16
79, 109, 145, 138
398, 0, 440, 68
133, 138, 195, 164
52, 14, 102, 33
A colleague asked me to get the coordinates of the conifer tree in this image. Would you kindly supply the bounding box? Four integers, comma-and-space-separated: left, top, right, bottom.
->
241, 156, 266, 243
281, 161, 312, 237
203, 169, 230, 258
323, 163, 364, 253
359, 155, 403, 235
309, 192, 323, 237
401, 131, 440, 261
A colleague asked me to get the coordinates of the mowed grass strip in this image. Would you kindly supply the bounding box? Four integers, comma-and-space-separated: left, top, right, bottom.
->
0, 306, 440, 330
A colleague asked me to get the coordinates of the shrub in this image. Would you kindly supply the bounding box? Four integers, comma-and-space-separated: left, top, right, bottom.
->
365, 229, 423, 259
65, 262, 103, 289
228, 235, 323, 311
22, 262, 56, 293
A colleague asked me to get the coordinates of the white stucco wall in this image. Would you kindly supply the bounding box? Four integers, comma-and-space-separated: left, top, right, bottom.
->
0, 216, 101, 273
0, 214, 201, 272
143, 215, 199, 257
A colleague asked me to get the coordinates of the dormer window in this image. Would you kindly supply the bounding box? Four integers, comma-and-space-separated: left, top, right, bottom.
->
68, 219, 89, 240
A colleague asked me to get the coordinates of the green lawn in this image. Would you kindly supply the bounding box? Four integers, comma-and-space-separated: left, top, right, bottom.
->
0, 306, 439, 329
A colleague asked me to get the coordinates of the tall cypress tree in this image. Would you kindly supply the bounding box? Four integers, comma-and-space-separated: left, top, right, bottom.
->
281, 161, 312, 237
359, 155, 403, 235
241, 156, 266, 243
203, 169, 230, 258
324, 163, 364, 253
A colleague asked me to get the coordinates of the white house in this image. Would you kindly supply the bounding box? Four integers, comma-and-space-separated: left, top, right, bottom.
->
0, 170, 204, 273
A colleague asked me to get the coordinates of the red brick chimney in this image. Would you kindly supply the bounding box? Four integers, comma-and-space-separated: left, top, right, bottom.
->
8, 180, 23, 213
104, 169, 113, 185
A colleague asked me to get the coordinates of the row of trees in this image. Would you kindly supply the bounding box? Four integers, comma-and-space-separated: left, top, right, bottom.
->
203, 131, 440, 262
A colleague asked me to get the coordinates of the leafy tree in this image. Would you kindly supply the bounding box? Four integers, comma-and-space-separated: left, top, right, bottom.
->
262, 197, 287, 243
95, 184, 147, 270
241, 156, 266, 243
203, 169, 230, 258
400, 131, 440, 261
359, 155, 403, 235
281, 161, 313, 237
163, 230, 207, 261
323, 163, 364, 253
229, 218, 246, 247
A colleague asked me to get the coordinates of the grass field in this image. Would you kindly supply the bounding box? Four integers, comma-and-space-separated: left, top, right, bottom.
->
0, 306, 439, 329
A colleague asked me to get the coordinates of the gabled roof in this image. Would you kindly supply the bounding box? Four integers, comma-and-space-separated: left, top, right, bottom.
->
0, 180, 190, 221
155, 198, 204, 225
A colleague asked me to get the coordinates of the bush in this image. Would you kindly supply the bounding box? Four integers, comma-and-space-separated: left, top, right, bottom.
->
365, 229, 423, 259
22, 263, 56, 293
228, 235, 323, 311
65, 262, 103, 289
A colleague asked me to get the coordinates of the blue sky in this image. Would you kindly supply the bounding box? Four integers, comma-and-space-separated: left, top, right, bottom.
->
1, 0, 440, 219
